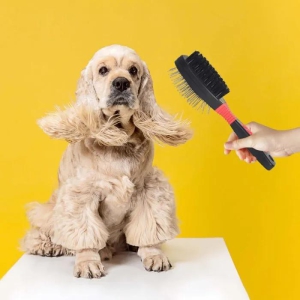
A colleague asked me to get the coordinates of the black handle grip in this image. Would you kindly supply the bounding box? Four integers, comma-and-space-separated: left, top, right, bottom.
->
230, 120, 275, 170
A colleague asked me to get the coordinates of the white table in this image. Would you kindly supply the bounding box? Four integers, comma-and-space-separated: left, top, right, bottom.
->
0, 238, 249, 300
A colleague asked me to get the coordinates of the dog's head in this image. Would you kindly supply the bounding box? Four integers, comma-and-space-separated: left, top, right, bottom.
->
38, 45, 192, 146
76, 45, 152, 120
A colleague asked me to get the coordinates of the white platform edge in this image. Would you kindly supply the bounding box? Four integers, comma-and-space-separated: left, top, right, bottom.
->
0, 238, 249, 300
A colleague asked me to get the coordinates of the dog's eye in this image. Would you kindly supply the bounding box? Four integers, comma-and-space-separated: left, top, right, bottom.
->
99, 66, 109, 76
129, 66, 138, 76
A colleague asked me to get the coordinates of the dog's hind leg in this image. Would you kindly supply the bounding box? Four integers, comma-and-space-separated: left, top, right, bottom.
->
21, 229, 74, 257
21, 196, 74, 257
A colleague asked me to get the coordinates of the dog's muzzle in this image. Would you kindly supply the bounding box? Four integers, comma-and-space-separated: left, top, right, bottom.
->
107, 77, 135, 108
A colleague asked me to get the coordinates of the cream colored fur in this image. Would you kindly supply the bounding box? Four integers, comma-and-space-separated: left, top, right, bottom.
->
21, 45, 192, 278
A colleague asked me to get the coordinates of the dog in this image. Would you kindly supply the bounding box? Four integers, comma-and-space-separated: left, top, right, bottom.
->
21, 45, 192, 278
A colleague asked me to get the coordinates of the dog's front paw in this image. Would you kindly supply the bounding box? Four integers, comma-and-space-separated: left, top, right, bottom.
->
74, 261, 105, 279
143, 254, 172, 272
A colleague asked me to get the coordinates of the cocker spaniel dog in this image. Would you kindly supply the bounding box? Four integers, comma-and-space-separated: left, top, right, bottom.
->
21, 45, 192, 278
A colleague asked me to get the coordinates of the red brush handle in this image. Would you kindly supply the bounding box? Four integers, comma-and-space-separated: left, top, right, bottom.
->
216, 103, 253, 133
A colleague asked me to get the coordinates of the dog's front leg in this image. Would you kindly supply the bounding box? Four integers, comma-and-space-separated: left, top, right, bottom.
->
124, 168, 179, 272
51, 176, 112, 278
74, 249, 105, 278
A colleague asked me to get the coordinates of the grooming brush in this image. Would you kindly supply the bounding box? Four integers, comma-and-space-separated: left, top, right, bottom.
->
170, 51, 275, 170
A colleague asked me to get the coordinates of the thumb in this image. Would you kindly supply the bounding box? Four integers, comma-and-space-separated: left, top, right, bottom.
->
224, 136, 253, 150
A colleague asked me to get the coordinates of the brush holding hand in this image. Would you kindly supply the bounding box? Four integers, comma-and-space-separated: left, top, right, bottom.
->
224, 122, 300, 163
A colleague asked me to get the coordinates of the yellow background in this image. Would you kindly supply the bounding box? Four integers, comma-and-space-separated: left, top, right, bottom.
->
0, 0, 299, 299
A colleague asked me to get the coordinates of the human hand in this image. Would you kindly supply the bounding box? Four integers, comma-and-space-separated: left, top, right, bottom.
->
224, 122, 299, 163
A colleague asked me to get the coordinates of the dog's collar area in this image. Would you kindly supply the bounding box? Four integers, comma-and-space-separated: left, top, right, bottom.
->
101, 110, 136, 139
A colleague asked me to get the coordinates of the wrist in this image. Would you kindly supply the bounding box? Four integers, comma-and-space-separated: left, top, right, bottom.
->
280, 128, 300, 155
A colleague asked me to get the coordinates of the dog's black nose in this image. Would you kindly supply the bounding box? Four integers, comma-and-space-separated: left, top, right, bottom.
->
112, 77, 130, 92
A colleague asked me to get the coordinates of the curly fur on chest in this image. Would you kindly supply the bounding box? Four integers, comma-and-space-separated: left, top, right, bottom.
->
56, 132, 154, 248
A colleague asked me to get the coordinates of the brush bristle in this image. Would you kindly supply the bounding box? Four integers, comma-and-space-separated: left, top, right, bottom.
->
169, 68, 208, 111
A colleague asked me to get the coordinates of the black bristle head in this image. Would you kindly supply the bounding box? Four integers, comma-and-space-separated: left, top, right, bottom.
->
170, 51, 230, 111
186, 51, 229, 100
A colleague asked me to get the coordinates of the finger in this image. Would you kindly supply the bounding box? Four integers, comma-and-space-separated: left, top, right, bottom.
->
245, 156, 252, 164
224, 132, 239, 154
243, 151, 257, 163
236, 149, 250, 160
236, 147, 257, 162
225, 136, 254, 150
245, 155, 257, 163
224, 148, 230, 155
251, 157, 257, 163
226, 131, 238, 143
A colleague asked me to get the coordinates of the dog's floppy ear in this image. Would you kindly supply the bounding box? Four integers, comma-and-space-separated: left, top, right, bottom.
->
37, 105, 129, 146
75, 60, 99, 106
133, 62, 193, 146
137, 62, 156, 116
